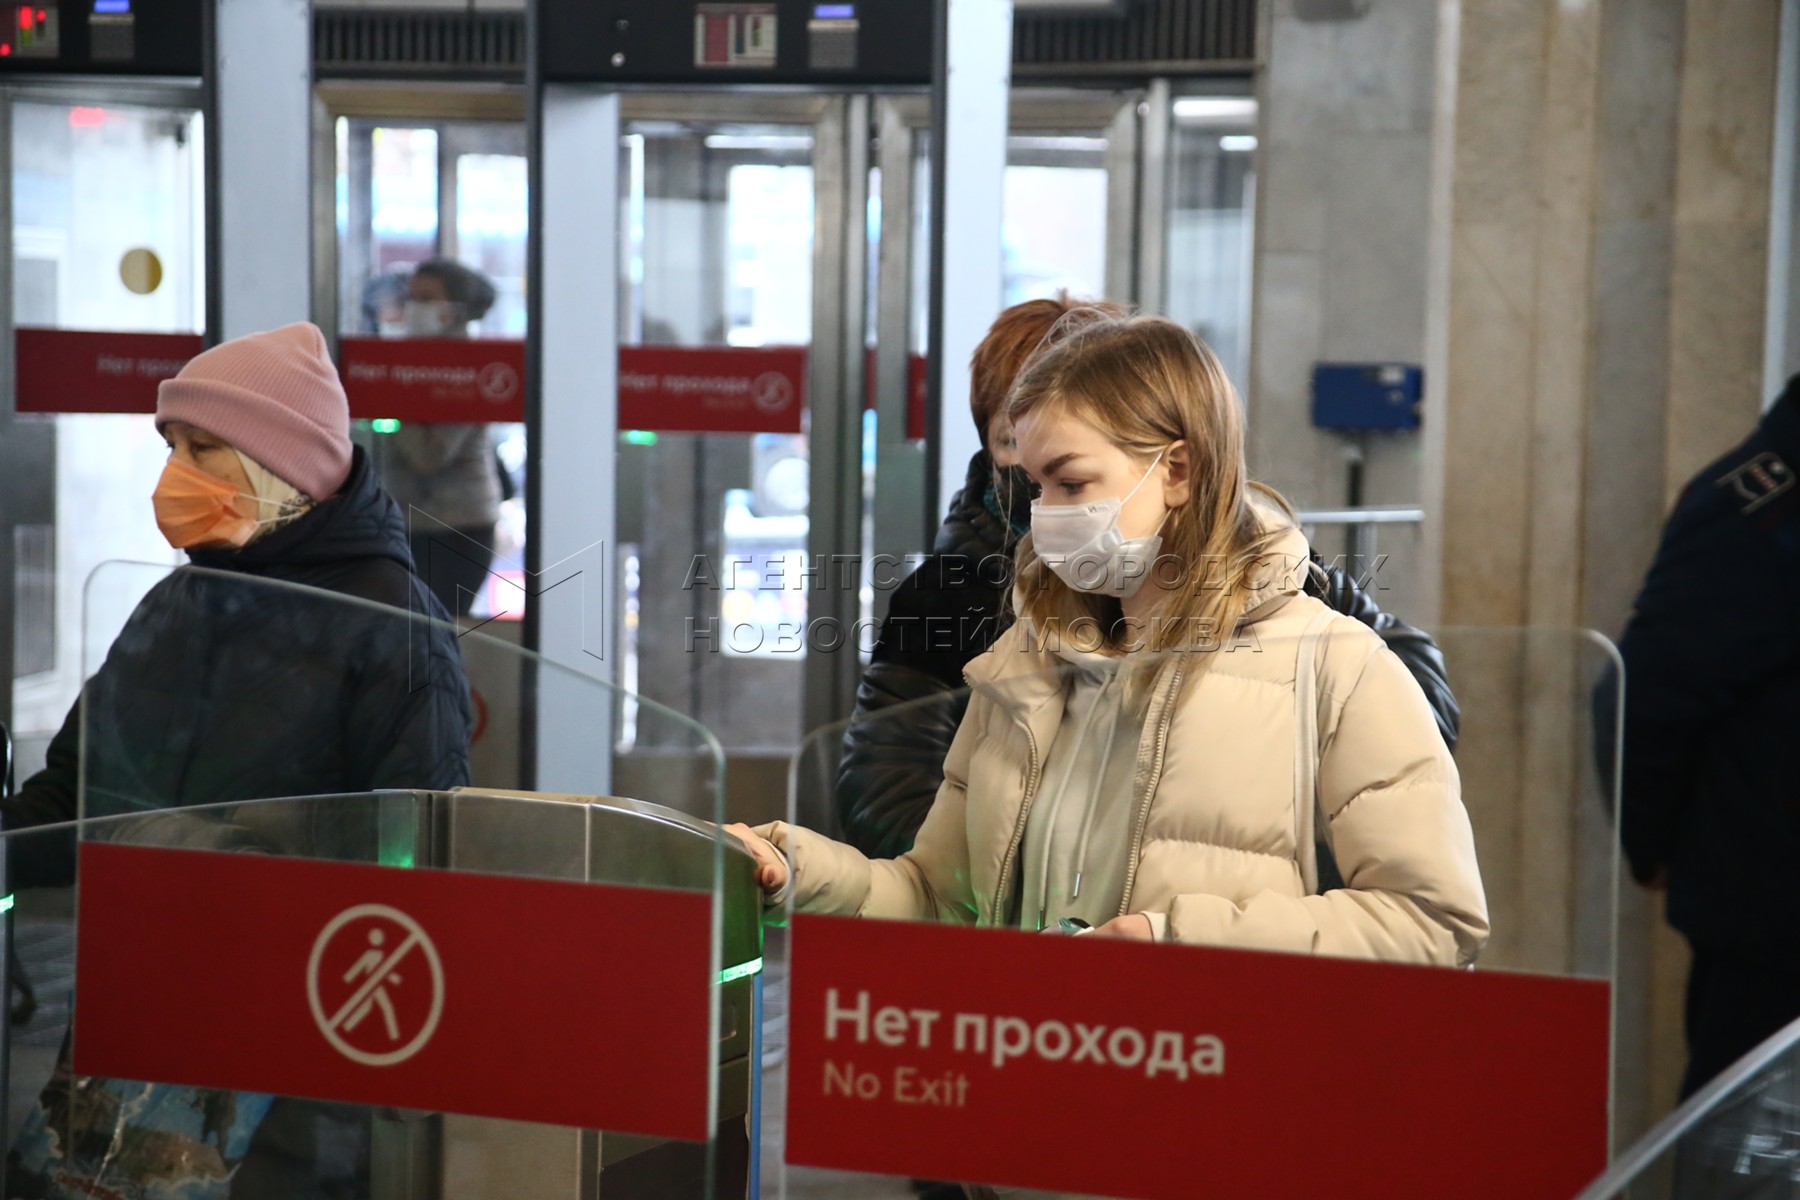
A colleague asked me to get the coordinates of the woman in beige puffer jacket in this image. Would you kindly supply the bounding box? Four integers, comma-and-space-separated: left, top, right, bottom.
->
733, 314, 1488, 968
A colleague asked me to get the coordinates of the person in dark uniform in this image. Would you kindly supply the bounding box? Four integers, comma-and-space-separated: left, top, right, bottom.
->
1613, 372, 1800, 1098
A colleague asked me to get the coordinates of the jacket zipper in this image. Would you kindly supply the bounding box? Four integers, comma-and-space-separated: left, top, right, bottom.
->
990, 716, 1042, 925
1118, 656, 1187, 917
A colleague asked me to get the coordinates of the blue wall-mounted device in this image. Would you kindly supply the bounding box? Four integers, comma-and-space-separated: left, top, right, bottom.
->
1311, 363, 1423, 431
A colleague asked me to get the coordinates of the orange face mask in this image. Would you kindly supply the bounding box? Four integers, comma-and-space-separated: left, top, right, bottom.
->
152, 458, 262, 549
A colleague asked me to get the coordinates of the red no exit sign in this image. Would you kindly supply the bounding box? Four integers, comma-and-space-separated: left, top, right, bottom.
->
785, 914, 1609, 1199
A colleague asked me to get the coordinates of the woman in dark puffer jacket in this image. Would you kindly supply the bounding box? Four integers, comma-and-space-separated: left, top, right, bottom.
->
836, 297, 1458, 860
3, 323, 470, 1200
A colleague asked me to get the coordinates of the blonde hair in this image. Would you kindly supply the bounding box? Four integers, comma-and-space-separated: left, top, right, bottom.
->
1006, 314, 1293, 656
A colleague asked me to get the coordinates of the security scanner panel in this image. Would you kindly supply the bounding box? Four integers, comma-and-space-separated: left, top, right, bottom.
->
540, 0, 934, 86
0, 0, 202, 74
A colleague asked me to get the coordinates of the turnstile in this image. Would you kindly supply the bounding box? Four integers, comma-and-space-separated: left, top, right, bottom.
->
0, 787, 762, 1199
397, 787, 763, 1199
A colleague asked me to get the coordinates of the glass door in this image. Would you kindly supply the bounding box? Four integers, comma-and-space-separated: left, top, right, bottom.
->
861, 91, 1143, 617
321, 86, 529, 628
1164, 90, 1257, 393
318, 86, 530, 793
615, 96, 825, 763
5, 85, 204, 778
1005, 89, 1143, 308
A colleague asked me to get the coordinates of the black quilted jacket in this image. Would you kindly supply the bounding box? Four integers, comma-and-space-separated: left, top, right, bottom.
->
835, 450, 1461, 860
5, 446, 472, 854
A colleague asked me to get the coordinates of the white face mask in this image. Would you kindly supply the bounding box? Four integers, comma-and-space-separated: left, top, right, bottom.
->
403, 299, 460, 337
1029, 450, 1168, 598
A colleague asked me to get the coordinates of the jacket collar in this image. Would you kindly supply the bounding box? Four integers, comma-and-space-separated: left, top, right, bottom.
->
185, 446, 411, 576
933, 449, 1021, 559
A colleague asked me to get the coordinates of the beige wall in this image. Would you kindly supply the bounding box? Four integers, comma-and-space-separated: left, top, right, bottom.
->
1419, 0, 1783, 1156
1254, 0, 1790, 1158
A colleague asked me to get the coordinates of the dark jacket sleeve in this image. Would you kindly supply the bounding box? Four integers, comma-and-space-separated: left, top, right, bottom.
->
1306, 556, 1461, 752
1611, 484, 1800, 883
835, 546, 1008, 858
3, 696, 80, 830
348, 617, 473, 793
834, 660, 969, 860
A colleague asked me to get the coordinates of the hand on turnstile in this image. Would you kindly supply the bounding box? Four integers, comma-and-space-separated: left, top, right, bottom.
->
1092, 914, 1156, 940
721, 824, 788, 895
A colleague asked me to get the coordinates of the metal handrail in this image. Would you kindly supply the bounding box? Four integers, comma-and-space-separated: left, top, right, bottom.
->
1293, 506, 1424, 526
1575, 1011, 1800, 1197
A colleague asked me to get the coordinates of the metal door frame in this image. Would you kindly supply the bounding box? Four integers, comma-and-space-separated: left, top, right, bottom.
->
864, 87, 1145, 599
879, 86, 1146, 307
612, 89, 865, 754
0, 74, 207, 732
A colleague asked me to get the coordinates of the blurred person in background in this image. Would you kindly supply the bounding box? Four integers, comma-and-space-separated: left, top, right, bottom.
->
366, 258, 508, 618
836, 296, 1461, 865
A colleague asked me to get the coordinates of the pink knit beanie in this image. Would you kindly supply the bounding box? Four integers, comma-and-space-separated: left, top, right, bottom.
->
155, 322, 353, 501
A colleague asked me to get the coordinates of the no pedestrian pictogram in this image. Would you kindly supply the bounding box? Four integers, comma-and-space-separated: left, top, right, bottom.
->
307, 904, 445, 1067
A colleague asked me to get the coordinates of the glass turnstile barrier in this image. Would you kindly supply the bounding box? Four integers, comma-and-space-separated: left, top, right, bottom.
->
1578, 1014, 1800, 1199
765, 623, 1624, 1199
0, 560, 750, 1199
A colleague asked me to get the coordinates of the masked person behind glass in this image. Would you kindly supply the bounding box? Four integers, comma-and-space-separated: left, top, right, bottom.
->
0, 323, 471, 1199
370, 258, 506, 618
836, 297, 1462, 861
732, 316, 1485, 973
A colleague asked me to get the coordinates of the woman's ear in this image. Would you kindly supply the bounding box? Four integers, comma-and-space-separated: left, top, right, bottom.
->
1162, 440, 1192, 508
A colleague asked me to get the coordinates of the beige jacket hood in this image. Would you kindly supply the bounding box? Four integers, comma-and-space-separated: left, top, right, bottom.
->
764, 511, 1490, 967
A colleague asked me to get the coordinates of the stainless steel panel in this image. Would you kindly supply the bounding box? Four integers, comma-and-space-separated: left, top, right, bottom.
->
1104, 95, 1140, 303
1135, 77, 1171, 314
802, 95, 872, 754
872, 97, 928, 594
314, 80, 526, 122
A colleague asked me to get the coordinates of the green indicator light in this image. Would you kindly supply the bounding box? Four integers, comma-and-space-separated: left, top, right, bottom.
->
717, 956, 763, 985
623, 430, 658, 446
379, 850, 416, 869
372, 418, 402, 434
0, 894, 14, 914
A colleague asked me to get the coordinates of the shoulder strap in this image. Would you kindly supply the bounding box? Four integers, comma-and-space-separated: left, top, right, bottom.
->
1293, 608, 1335, 895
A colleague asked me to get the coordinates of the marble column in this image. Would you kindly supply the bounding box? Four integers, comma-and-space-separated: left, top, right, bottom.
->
1424, 0, 1784, 1148
1666, 0, 1786, 490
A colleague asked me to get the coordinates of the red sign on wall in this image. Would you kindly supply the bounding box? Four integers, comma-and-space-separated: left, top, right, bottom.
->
619, 344, 805, 434
14, 327, 203, 413
339, 336, 527, 423
76, 843, 714, 1140
785, 914, 1609, 1200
